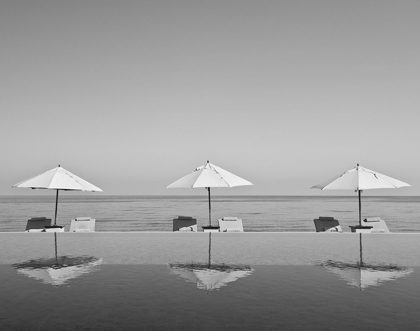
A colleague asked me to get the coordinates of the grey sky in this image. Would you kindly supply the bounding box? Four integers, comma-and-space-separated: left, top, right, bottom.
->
1, 0, 419, 196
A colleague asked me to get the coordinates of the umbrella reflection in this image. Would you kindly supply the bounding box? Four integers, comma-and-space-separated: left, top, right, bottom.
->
320, 234, 413, 290
12, 233, 102, 287
169, 233, 254, 291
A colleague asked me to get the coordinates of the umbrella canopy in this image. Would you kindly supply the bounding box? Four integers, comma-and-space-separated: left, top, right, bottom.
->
167, 161, 253, 189
311, 164, 410, 226
167, 161, 253, 226
311, 164, 410, 191
13, 165, 102, 225
13, 165, 102, 191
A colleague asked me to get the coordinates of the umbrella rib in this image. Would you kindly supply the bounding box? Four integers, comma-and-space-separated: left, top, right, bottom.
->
207, 163, 230, 187
59, 170, 100, 191
65, 173, 88, 190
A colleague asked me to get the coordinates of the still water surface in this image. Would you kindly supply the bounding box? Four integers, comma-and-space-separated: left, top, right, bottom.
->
2, 264, 419, 331
0, 232, 419, 330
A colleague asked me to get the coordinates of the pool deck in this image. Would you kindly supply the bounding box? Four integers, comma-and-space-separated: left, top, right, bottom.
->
1, 232, 420, 267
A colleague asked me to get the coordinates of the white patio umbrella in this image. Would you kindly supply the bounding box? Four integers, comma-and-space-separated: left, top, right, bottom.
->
311, 164, 410, 226
12, 165, 102, 225
167, 161, 253, 226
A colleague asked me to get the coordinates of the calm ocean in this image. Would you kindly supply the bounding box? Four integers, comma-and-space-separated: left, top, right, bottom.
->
0, 195, 418, 232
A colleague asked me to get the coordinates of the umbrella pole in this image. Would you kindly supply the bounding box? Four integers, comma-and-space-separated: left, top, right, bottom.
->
358, 190, 362, 227
207, 187, 212, 227
54, 189, 59, 226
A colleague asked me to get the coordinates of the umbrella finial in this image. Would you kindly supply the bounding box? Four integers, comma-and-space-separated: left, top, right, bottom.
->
207, 160, 209, 164
58, 164, 61, 167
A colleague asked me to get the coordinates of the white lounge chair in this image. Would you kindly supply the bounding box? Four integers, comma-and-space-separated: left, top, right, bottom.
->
313, 217, 342, 232
25, 217, 52, 232
173, 216, 197, 232
361, 217, 389, 233
44, 225, 65, 232
202, 226, 220, 233
69, 217, 96, 232
218, 217, 244, 232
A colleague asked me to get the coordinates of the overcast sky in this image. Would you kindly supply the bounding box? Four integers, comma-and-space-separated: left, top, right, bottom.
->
1, 0, 419, 196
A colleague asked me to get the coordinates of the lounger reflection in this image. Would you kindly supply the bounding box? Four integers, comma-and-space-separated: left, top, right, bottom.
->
320, 234, 413, 290
169, 233, 254, 291
12, 233, 102, 286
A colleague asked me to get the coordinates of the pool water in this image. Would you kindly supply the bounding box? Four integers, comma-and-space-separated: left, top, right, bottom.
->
1, 233, 419, 330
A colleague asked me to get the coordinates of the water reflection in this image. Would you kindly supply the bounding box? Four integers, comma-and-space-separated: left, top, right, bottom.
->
169, 233, 254, 291
12, 233, 103, 287
320, 234, 413, 290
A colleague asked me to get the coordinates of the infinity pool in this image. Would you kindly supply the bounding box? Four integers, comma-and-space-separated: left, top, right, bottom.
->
1, 233, 419, 330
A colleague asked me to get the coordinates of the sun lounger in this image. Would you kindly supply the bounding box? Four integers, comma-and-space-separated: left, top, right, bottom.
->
173, 216, 197, 232
313, 217, 342, 233
25, 217, 52, 232
44, 225, 65, 232
349, 225, 373, 233
69, 217, 96, 232
218, 217, 244, 232
202, 226, 220, 232
361, 217, 389, 233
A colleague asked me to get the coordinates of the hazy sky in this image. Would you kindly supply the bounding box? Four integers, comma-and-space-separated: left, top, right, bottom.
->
1, 0, 419, 196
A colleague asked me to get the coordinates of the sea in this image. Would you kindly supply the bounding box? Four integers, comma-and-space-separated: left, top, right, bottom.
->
1, 195, 418, 232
